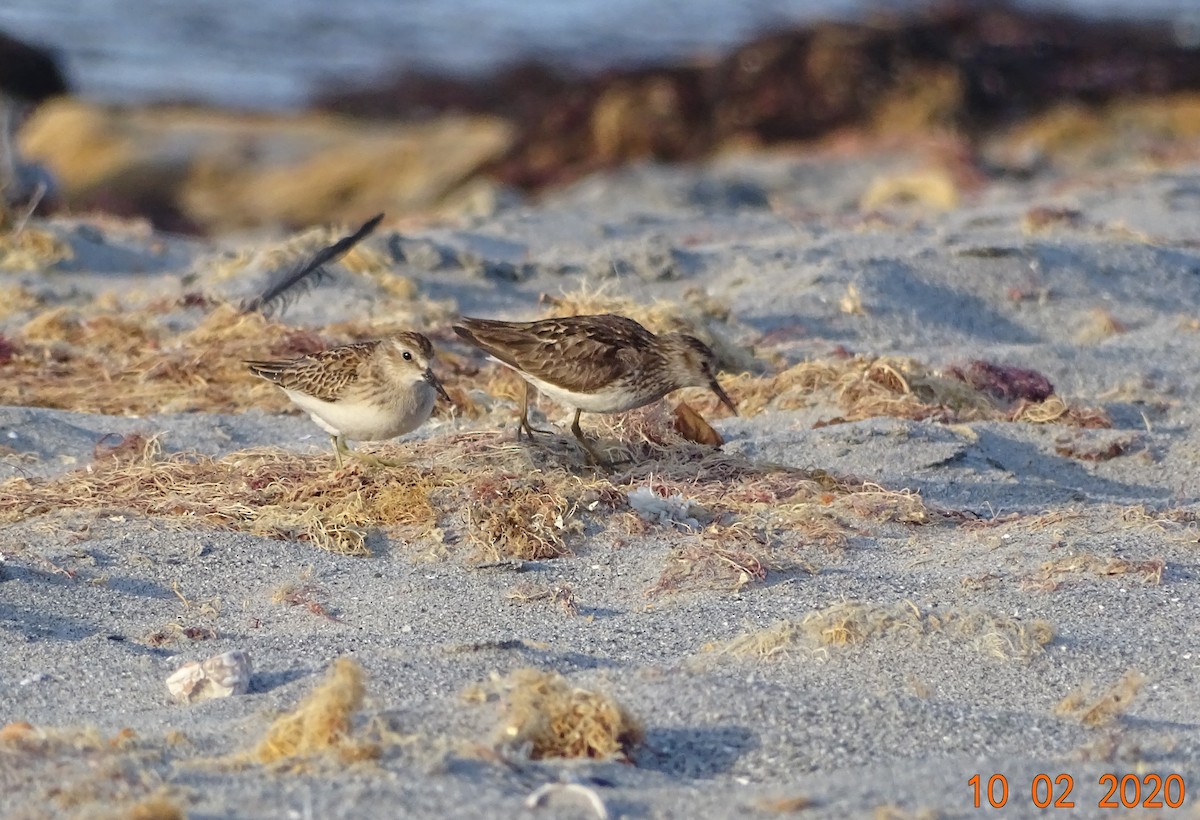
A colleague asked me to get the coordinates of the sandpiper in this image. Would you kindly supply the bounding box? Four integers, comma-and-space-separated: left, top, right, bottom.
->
453, 313, 736, 463
247, 332, 451, 467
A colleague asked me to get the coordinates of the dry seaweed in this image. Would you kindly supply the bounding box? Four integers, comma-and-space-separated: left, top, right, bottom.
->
682, 354, 1103, 429
0, 225, 73, 272
250, 657, 377, 765
464, 477, 576, 561
506, 581, 579, 615
0, 722, 177, 817
0, 413, 929, 561
1022, 554, 1165, 591
1056, 670, 1146, 727
1075, 308, 1127, 344
715, 600, 1054, 661
859, 169, 960, 212
482, 668, 643, 760
647, 523, 776, 596
1, 303, 321, 415
753, 794, 815, 813
272, 567, 339, 619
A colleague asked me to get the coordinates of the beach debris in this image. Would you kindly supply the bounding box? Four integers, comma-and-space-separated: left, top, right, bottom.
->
1056, 669, 1147, 727
714, 601, 1054, 661
525, 782, 610, 819
485, 668, 642, 761
859, 169, 959, 212
1022, 206, 1085, 234
465, 478, 574, 561
251, 656, 377, 765
0, 720, 35, 742
122, 793, 186, 820
240, 212, 383, 317
272, 567, 338, 620
0, 415, 923, 564
165, 649, 252, 704
1022, 554, 1164, 591
1009, 395, 1111, 428
1076, 307, 1127, 344
445, 638, 529, 655
946, 360, 1054, 403
144, 624, 217, 647
672, 401, 723, 446
505, 581, 579, 615
1053, 432, 1138, 462
0, 225, 72, 271
648, 533, 771, 596
839, 283, 866, 316
753, 794, 815, 813
0, 721, 187, 818
628, 485, 704, 529
92, 431, 162, 465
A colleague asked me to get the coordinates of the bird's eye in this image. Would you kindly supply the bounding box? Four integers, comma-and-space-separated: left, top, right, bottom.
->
402, 351, 413, 361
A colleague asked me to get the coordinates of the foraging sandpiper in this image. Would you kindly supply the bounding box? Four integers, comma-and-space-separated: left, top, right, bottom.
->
453, 313, 736, 463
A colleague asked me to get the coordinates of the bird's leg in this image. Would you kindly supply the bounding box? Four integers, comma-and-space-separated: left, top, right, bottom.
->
517, 381, 535, 441
330, 433, 405, 470
569, 408, 609, 467
516, 381, 554, 441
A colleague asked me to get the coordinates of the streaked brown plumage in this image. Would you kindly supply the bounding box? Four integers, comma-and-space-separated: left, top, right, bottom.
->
247, 331, 451, 467
453, 314, 735, 462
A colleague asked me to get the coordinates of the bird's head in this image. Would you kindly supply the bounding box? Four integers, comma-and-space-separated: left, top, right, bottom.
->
661, 333, 736, 414
386, 332, 451, 402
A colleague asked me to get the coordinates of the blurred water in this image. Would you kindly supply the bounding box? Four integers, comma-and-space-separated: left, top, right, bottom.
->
0, 0, 1196, 110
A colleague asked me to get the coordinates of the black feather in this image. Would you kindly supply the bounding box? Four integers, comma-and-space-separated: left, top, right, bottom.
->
240, 212, 385, 317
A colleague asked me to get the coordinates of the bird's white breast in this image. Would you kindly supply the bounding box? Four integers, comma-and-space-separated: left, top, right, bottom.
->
520, 371, 651, 414
285, 383, 436, 442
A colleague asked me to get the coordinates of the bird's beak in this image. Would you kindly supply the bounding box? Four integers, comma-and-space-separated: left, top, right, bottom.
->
425, 368, 452, 403
710, 379, 737, 416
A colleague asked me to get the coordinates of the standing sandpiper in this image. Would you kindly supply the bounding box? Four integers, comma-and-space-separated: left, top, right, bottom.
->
247, 332, 451, 467
453, 313, 736, 463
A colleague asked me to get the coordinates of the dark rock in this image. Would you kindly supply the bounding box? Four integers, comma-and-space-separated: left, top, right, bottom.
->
313, 3, 1200, 193
0, 29, 69, 103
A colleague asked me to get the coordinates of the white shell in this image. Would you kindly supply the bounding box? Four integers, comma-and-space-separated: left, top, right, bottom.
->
165, 649, 252, 704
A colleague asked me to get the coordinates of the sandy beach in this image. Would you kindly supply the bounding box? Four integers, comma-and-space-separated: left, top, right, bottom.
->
2, 143, 1200, 819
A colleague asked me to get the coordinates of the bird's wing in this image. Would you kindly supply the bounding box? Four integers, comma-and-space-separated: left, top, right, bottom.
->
245, 341, 379, 401
454, 315, 653, 392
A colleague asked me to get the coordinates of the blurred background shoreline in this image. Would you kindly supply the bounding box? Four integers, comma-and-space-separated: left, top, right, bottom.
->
1, 0, 1197, 111
5, 1, 1200, 235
